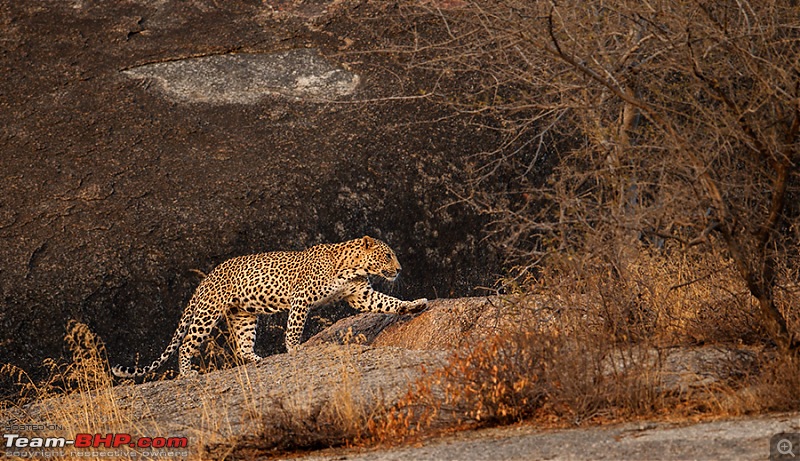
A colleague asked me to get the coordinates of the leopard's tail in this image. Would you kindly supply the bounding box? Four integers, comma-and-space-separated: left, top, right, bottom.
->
111, 301, 195, 379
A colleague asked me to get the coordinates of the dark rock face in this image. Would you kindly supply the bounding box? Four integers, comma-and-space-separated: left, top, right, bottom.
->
0, 1, 501, 389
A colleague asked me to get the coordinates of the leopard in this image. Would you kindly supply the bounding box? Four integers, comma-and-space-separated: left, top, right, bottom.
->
112, 236, 428, 378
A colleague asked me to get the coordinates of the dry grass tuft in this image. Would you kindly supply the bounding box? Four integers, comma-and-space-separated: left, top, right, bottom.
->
2, 321, 113, 408
205, 347, 378, 459
205, 398, 358, 459
1, 322, 143, 460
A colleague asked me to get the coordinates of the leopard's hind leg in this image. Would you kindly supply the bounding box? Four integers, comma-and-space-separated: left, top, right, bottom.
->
228, 311, 262, 363
178, 300, 224, 375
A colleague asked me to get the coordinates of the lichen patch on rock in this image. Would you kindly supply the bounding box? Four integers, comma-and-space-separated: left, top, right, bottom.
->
123, 49, 359, 104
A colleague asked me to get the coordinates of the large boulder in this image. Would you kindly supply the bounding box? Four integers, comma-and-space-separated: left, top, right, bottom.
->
306, 297, 547, 350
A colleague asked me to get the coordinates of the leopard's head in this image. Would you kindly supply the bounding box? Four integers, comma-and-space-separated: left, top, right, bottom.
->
356, 236, 402, 281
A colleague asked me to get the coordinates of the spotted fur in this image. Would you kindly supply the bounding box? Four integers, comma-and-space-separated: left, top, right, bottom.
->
112, 236, 428, 378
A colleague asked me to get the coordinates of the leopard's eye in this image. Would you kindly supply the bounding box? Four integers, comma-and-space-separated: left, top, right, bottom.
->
385, 252, 393, 260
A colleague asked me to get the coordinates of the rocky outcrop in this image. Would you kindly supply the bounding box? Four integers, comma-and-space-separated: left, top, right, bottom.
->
0, 0, 501, 390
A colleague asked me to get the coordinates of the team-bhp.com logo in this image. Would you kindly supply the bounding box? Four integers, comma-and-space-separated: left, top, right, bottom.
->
5, 433, 188, 451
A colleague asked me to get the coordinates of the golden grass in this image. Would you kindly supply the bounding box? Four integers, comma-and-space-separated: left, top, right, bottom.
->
1, 322, 389, 460
1, 322, 147, 460
0, 322, 256, 461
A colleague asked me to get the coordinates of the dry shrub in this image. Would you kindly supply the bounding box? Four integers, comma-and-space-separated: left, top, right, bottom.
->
382, 0, 800, 350
541, 245, 763, 347
365, 320, 794, 448
748, 354, 800, 412
367, 326, 673, 446
616, 249, 756, 345
686, 349, 800, 417
366, 248, 800, 446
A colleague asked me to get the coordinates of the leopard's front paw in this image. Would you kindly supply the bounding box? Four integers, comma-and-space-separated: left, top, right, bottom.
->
402, 298, 428, 314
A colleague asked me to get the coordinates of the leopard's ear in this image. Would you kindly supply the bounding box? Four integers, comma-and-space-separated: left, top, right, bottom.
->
362, 236, 375, 249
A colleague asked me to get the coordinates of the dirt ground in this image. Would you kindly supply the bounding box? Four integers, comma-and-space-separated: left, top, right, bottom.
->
299, 412, 800, 461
